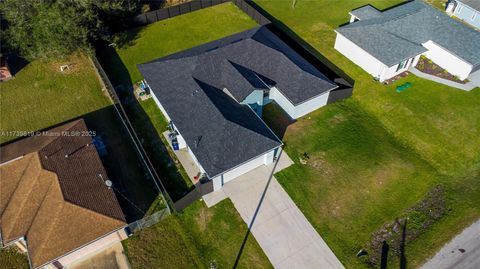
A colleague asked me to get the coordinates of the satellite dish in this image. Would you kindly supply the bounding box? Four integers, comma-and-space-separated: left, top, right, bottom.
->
105, 180, 113, 188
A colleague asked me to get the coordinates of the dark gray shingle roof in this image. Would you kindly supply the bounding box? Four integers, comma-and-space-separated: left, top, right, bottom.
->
337, 0, 480, 67
138, 55, 281, 178
145, 26, 338, 105
138, 26, 339, 178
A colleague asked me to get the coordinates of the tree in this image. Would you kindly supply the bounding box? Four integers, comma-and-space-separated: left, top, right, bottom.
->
1, 0, 134, 60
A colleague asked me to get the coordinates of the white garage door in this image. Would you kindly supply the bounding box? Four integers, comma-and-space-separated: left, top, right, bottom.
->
212, 149, 277, 190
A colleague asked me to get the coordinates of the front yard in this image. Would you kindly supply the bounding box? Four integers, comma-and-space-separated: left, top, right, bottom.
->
256, 0, 480, 268
124, 200, 272, 269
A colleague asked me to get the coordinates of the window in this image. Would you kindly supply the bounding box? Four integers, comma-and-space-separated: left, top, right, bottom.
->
457, 5, 463, 13
472, 12, 477, 21
396, 59, 409, 72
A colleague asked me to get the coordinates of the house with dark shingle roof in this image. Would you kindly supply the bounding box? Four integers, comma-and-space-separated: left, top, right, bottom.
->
0, 119, 127, 269
138, 26, 348, 191
335, 0, 480, 82
446, 0, 480, 29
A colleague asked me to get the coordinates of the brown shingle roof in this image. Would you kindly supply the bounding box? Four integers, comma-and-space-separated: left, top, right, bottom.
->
0, 119, 126, 268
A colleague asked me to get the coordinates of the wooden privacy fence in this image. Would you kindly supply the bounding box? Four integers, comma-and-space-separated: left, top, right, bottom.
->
124, 0, 270, 29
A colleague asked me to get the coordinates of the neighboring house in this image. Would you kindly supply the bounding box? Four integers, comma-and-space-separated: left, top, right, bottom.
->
334, 0, 480, 82
0, 119, 127, 269
446, 0, 480, 29
138, 26, 350, 191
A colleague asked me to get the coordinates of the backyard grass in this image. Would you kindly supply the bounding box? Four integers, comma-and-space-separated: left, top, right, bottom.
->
0, 54, 110, 144
107, 2, 258, 86
255, 0, 480, 267
97, 2, 258, 200
0, 248, 29, 269
123, 200, 272, 269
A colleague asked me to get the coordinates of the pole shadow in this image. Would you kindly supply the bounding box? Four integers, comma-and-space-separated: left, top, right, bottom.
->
380, 241, 389, 269
232, 150, 283, 268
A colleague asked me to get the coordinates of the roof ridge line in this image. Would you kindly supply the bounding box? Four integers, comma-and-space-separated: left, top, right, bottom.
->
27, 182, 65, 263
0, 154, 36, 220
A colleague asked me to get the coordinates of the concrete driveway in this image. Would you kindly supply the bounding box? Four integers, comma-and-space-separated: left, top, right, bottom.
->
68, 242, 131, 269
204, 152, 344, 269
420, 219, 480, 269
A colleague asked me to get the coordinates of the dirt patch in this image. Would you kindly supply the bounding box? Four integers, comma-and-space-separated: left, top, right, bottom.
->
48, 54, 85, 75
328, 114, 346, 125
416, 56, 468, 84
364, 186, 447, 267
195, 207, 213, 232
306, 151, 334, 176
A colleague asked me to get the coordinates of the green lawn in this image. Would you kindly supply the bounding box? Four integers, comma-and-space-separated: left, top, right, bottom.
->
0, 248, 28, 269
255, 0, 480, 268
0, 54, 111, 144
97, 2, 259, 200
96, 0, 480, 268
124, 200, 272, 269
107, 2, 258, 86
255, 0, 480, 176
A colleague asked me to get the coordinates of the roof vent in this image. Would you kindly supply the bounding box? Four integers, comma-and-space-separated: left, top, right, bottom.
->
105, 180, 113, 189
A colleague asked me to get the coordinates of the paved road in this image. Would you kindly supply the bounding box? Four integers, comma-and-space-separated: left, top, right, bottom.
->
420, 220, 480, 269
208, 153, 344, 269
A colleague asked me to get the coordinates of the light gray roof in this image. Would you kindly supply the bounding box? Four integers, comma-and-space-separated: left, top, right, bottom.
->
459, 0, 480, 11
337, 0, 480, 67
350, 5, 381, 20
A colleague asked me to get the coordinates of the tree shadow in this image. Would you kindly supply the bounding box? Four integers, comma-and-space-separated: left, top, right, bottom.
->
110, 26, 143, 49
6, 53, 29, 76
95, 40, 194, 203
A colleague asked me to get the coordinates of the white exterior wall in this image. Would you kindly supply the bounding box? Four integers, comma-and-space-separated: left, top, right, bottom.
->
41, 229, 127, 269
269, 87, 330, 119
150, 89, 171, 122
212, 148, 276, 191
291, 91, 330, 118
422, 40, 473, 80
334, 32, 388, 80
187, 146, 205, 174
269, 87, 297, 118
380, 55, 421, 81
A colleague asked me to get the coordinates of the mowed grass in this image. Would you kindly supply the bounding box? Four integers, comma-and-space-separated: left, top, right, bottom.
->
255, 0, 480, 267
0, 248, 28, 269
109, 2, 258, 85
0, 54, 110, 144
255, 0, 480, 175
123, 200, 272, 269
